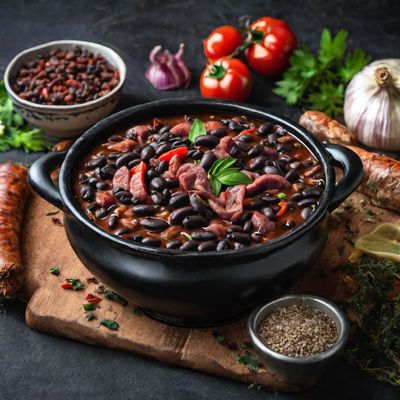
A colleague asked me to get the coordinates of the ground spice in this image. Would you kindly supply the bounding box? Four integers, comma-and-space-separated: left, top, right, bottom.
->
258, 304, 338, 357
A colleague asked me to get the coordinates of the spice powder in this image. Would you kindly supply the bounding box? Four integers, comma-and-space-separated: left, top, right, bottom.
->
258, 304, 338, 357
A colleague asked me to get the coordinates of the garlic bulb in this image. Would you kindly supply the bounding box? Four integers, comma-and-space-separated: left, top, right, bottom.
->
344, 59, 400, 150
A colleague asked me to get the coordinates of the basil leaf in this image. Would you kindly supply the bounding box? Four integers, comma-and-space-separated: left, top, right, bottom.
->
83, 303, 97, 311
188, 119, 206, 144
209, 157, 237, 176
217, 171, 252, 186
104, 289, 128, 306
210, 175, 222, 196
214, 167, 240, 177
100, 319, 119, 330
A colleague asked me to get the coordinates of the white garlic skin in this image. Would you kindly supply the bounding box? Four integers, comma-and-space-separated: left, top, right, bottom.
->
344, 59, 400, 150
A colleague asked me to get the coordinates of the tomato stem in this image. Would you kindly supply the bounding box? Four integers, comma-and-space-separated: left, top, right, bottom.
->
206, 64, 226, 80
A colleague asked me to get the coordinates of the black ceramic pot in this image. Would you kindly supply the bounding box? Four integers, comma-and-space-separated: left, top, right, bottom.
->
28, 99, 363, 327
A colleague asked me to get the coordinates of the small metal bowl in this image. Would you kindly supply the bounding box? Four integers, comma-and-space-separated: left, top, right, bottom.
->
248, 295, 349, 387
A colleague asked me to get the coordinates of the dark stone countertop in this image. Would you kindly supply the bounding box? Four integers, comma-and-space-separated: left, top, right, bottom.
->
1, 1, 400, 399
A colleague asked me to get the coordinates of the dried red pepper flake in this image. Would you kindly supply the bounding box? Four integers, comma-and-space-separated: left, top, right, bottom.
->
85, 293, 102, 304
61, 282, 73, 289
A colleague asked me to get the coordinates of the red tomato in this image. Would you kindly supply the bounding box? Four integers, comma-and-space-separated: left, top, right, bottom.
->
200, 58, 252, 102
245, 16, 297, 77
204, 25, 243, 61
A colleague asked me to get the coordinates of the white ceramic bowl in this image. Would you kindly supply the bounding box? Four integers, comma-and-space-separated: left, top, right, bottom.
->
4, 40, 126, 138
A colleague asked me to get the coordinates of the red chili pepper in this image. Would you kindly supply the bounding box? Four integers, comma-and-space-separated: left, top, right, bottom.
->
131, 160, 147, 175
85, 293, 102, 304
276, 200, 288, 218
61, 282, 73, 289
240, 128, 257, 135
158, 147, 188, 163
40, 87, 49, 98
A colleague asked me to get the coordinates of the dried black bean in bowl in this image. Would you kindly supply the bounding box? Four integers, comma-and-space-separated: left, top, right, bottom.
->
73, 113, 324, 251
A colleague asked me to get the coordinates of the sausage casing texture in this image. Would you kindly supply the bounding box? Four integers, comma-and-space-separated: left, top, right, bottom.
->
0, 163, 30, 297
299, 111, 400, 213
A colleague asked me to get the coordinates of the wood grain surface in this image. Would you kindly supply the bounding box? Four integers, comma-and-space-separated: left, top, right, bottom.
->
20, 192, 400, 391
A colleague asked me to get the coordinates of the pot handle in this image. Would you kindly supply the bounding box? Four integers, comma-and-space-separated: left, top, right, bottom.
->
28, 151, 67, 210
324, 144, 363, 212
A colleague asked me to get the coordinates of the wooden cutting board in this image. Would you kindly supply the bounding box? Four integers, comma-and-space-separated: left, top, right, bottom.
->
19, 192, 400, 392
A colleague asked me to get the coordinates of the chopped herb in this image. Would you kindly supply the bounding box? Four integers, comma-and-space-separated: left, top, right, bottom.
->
235, 353, 261, 372
104, 289, 128, 306
133, 307, 143, 316
66, 278, 84, 290
51, 217, 63, 226
188, 118, 206, 144
85, 312, 96, 321
181, 232, 192, 241
48, 267, 60, 276
208, 157, 252, 195
277, 192, 287, 200
240, 341, 253, 350
83, 303, 97, 311
311, 204, 316, 210
87, 276, 99, 284
46, 210, 60, 216
213, 330, 229, 346
100, 319, 119, 330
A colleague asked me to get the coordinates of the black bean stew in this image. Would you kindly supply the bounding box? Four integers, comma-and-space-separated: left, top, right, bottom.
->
74, 114, 324, 252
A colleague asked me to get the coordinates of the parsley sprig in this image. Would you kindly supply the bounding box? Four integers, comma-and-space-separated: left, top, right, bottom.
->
273, 29, 371, 117
208, 157, 252, 195
0, 80, 51, 152
188, 118, 206, 144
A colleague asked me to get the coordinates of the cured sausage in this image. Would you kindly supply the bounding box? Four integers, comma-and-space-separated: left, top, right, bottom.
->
299, 111, 400, 213
0, 163, 30, 297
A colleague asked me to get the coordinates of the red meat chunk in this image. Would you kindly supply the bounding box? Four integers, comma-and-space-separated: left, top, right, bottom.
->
96, 191, 115, 208
245, 174, 290, 196
251, 211, 275, 234
112, 166, 130, 191
170, 122, 191, 137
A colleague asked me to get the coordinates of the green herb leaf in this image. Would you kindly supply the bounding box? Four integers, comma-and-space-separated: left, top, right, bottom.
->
216, 171, 252, 186
100, 319, 119, 330
85, 312, 96, 321
133, 307, 143, 316
213, 330, 229, 346
83, 303, 97, 311
235, 354, 261, 372
277, 192, 287, 199
66, 278, 84, 290
48, 267, 60, 276
104, 289, 128, 306
273, 29, 370, 117
181, 232, 192, 241
188, 119, 206, 144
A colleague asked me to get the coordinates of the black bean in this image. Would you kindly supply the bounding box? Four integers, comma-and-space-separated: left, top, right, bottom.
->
169, 193, 189, 209
194, 135, 219, 149
150, 191, 166, 205
189, 194, 209, 215
166, 240, 181, 249
258, 122, 273, 135
180, 240, 198, 251
302, 187, 322, 198
303, 160, 314, 167
155, 160, 169, 174
263, 166, 279, 175
140, 145, 155, 161
198, 241, 217, 252
100, 165, 116, 179
115, 227, 132, 235
227, 232, 251, 244
81, 186, 95, 201
267, 133, 278, 145
283, 220, 296, 229
79, 173, 89, 183
191, 231, 217, 241
108, 152, 121, 160
216, 240, 229, 251
155, 143, 171, 156
251, 232, 263, 243
165, 178, 179, 189
236, 141, 252, 152
146, 168, 158, 180
210, 127, 228, 137
285, 170, 299, 182
199, 152, 217, 171
133, 234, 143, 242
291, 192, 303, 202
108, 135, 123, 142
131, 197, 142, 205
277, 143, 293, 152
273, 160, 286, 175
171, 141, 185, 149
133, 205, 155, 216
289, 161, 302, 169
114, 190, 131, 199
87, 202, 99, 212
231, 210, 252, 225
226, 225, 243, 233
96, 182, 109, 191
228, 119, 242, 131
301, 207, 313, 220
247, 143, 263, 157
128, 159, 140, 169
87, 156, 107, 170
243, 220, 253, 233
249, 156, 266, 171
150, 177, 167, 191
298, 198, 317, 208
158, 125, 171, 135
280, 154, 292, 163
116, 152, 138, 168
162, 188, 171, 202
182, 215, 208, 229
95, 207, 108, 219
261, 195, 279, 205
112, 186, 125, 195
141, 237, 162, 247
229, 144, 241, 158
191, 150, 203, 160
233, 242, 244, 250
140, 217, 169, 232
274, 125, 286, 136
244, 198, 264, 210
287, 201, 296, 211
169, 206, 196, 225
108, 214, 118, 229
